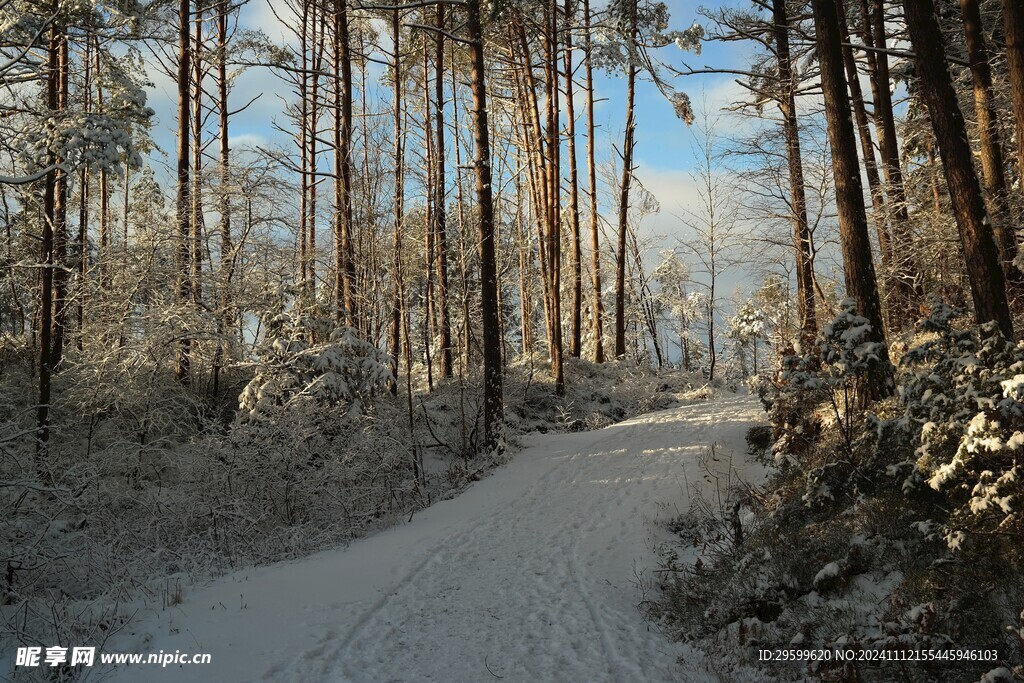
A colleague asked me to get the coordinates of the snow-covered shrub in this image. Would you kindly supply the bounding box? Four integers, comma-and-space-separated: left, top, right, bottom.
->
653, 300, 1024, 682
899, 303, 1024, 557
501, 354, 700, 435
725, 299, 767, 382
745, 424, 772, 460
821, 300, 892, 382
819, 299, 895, 436
226, 298, 410, 533
763, 350, 826, 467
56, 332, 202, 458
239, 300, 393, 419
762, 301, 906, 507
899, 301, 984, 458
214, 398, 419, 532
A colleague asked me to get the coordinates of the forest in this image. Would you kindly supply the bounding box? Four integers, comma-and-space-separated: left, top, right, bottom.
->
3, 0, 1024, 679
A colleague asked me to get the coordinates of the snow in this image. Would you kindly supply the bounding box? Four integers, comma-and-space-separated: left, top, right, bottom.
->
103, 395, 765, 683
812, 562, 841, 587
979, 667, 1016, 682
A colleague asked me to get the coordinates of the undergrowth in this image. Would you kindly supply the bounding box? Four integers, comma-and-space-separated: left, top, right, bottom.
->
0, 306, 705, 679
650, 300, 1024, 683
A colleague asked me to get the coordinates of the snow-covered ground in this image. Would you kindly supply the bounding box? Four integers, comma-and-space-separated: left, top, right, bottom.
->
101, 395, 765, 683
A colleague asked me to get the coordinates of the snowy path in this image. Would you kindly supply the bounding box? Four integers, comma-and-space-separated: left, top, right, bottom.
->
104, 395, 765, 683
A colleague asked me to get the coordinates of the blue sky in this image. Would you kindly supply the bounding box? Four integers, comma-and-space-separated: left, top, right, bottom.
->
142, 0, 752, 195
141, 0, 763, 299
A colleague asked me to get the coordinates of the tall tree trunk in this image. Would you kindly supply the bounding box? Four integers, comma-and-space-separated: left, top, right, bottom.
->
516, 150, 534, 355
37, 15, 62, 458
390, 8, 404, 396
334, 0, 356, 327
422, 37, 435, 391
191, 6, 205, 305
838, 3, 902, 324
865, 0, 921, 318
467, 0, 503, 452
217, 0, 232, 303
960, 0, 1020, 284
903, 0, 1013, 338
339, 0, 356, 327
513, 21, 553, 349
77, 38, 91, 345
838, 6, 885, 252
564, 0, 582, 358
1003, 0, 1024, 189
176, 0, 192, 385
435, 2, 452, 377
812, 0, 894, 400
583, 0, 603, 362
772, 0, 817, 348
213, 0, 233, 400
96, 35, 110, 292
309, 5, 324, 294
614, 0, 638, 359
51, 34, 68, 371
299, 0, 308, 290
449, 43, 473, 370
77, 164, 88, 345
544, 0, 564, 394
355, 42, 372, 342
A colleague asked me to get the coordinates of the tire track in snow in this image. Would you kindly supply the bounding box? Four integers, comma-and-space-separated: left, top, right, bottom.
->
319, 397, 752, 682
288, 429, 615, 682
106, 396, 765, 683
325, 422, 645, 682
554, 396, 751, 683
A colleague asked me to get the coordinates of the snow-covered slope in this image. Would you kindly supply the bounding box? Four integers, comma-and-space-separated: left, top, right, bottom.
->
103, 395, 765, 683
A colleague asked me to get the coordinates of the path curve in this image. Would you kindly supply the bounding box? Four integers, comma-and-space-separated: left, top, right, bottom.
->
105, 395, 764, 683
